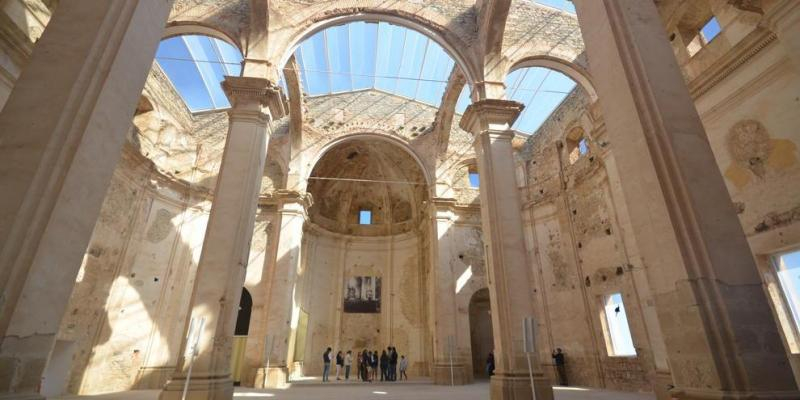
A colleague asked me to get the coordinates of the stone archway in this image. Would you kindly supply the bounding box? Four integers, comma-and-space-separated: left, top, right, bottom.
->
469, 288, 493, 380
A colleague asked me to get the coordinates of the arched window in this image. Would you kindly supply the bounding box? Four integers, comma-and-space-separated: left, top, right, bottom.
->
155, 35, 243, 112
291, 21, 458, 107
565, 126, 589, 164
456, 66, 577, 135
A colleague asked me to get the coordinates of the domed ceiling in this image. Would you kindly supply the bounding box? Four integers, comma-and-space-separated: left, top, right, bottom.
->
307, 138, 428, 236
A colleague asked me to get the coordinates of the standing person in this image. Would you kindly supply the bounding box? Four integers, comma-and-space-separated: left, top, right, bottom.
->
362, 350, 371, 382
371, 350, 379, 381
380, 350, 389, 381
486, 351, 495, 377
335, 351, 344, 381
552, 348, 568, 386
344, 350, 352, 380
389, 347, 399, 381
322, 348, 332, 382
398, 355, 409, 381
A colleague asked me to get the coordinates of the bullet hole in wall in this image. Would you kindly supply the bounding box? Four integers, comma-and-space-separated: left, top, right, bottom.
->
616, 266, 624, 275
606, 228, 612, 235
585, 276, 591, 287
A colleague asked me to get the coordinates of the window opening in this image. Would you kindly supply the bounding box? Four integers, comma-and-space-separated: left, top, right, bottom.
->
602, 293, 637, 357
774, 250, 800, 336
359, 210, 372, 225
468, 166, 479, 188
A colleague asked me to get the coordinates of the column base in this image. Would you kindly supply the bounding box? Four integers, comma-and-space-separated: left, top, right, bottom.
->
432, 363, 473, 385
159, 372, 233, 400
670, 388, 800, 399
653, 370, 674, 400
490, 372, 554, 400
253, 366, 289, 389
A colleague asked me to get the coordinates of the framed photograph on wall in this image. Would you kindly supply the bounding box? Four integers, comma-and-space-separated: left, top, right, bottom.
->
344, 276, 381, 313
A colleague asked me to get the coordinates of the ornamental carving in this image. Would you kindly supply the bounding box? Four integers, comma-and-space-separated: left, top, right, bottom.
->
728, 119, 771, 178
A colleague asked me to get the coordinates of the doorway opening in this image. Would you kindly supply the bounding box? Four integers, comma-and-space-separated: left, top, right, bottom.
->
469, 288, 494, 380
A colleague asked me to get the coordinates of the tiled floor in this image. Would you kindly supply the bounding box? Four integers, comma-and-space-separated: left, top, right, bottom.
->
54, 380, 655, 400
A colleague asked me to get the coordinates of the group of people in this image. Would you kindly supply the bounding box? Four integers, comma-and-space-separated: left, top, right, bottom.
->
322, 347, 408, 383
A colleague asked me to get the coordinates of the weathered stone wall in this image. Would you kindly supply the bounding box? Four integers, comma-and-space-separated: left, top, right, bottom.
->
517, 90, 655, 392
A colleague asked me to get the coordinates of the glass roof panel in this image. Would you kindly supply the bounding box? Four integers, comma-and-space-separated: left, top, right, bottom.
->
155, 35, 243, 113
454, 67, 576, 134
293, 21, 457, 107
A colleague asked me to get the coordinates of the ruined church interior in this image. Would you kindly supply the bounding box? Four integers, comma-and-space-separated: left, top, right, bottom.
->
1, 0, 800, 399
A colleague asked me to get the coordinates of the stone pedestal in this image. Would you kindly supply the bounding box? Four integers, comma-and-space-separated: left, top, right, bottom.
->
432, 362, 472, 385
251, 190, 310, 388
763, 0, 800, 71
460, 100, 554, 400
159, 77, 285, 400
0, 2, 173, 398
573, 0, 800, 398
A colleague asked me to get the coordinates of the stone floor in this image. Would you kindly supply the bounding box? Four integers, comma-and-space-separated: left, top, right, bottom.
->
54, 380, 655, 400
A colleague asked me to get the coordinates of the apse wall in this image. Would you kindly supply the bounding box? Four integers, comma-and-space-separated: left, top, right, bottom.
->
294, 227, 431, 377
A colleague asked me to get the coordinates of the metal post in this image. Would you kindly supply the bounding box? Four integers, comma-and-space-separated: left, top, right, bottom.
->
263, 334, 274, 388
523, 317, 537, 400
182, 317, 205, 400
447, 335, 455, 386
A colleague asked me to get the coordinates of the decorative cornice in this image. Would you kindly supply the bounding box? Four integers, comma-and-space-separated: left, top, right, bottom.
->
222, 76, 287, 119
688, 28, 777, 99
459, 99, 524, 135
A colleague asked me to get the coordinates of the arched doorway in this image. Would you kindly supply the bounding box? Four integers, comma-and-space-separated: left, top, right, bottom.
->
469, 288, 493, 380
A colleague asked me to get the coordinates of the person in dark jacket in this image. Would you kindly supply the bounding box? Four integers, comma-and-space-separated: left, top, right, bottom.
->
486, 351, 495, 377
389, 347, 399, 381
322, 348, 332, 382
380, 350, 389, 381
552, 348, 568, 386
335, 351, 344, 380
360, 350, 369, 382
371, 350, 379, 381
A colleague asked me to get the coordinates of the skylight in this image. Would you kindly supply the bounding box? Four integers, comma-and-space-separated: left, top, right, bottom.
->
455, 67, 576, 134
535, 0, 576, 14
155, 35, 243, 112
292, 21, 456, 107
701, 17, 722, 43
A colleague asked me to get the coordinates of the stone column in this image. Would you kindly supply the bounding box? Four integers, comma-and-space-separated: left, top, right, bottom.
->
0, 2, 173, 399
429, 198, 472, 385
763, 0, 800, 71
460, 100, 554, 400
253, 190, 311, 388
573, 1, 800, 398
159, 77, 285, 400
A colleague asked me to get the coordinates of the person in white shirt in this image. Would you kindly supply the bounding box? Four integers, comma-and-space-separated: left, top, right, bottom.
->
344, 351, 353, 380
398, 355, 409, 381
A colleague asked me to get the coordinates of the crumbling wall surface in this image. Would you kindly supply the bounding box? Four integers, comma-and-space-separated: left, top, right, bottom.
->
518, 90, 655, 392
56, 146, 213, 395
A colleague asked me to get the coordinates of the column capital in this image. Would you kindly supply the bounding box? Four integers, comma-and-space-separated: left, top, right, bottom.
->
430, 197, 458, 220
263, 190, 313, 216
459, 99, 524, 135
222, 76, 287, 119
